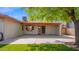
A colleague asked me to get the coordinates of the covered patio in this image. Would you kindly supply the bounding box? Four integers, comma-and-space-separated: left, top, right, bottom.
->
21, 22, 62, 35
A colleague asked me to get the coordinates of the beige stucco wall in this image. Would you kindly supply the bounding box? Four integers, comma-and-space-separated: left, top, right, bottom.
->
67, 28, 75, 36
45, 26, 60, 35
4, 19, 22, 39
24, 25, 61, 35
24, 26, 38, 34
0, 19, 5, 34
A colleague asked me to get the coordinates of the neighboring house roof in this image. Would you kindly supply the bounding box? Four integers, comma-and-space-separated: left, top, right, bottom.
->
0, 14, 20, 23
20, 22, 61, 26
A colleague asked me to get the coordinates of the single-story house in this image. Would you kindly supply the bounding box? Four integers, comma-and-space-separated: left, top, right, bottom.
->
21, 22, 62, 35
61, 22, 75, 36
66, 22, 75, 36
0, 14, 23, 40
0, 14, 62, 40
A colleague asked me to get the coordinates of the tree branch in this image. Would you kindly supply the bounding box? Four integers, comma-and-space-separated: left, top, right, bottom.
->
65, 9, 76, 22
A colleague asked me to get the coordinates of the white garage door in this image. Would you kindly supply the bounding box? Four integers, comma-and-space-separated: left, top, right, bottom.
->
0, 20, 4, 33
5, 21, 20, 39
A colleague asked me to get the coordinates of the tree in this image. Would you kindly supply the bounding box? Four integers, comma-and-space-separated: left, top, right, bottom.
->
23, 7, 79, 46
22, 16, 27, 22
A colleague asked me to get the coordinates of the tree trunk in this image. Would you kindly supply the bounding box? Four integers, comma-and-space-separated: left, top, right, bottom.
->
66, 9, 79, 46
73, 20, 79, 46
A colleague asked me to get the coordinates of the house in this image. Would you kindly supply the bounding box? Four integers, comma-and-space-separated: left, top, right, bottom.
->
66, 22, 75, 36
0, 14, 23, 40
0, 14, 62, 40
60, 22, 75, 36
21, 22, 62, 35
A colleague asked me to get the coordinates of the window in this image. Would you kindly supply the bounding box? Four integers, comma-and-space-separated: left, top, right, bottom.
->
66, 23, 70, 28
26, 26, 34, 31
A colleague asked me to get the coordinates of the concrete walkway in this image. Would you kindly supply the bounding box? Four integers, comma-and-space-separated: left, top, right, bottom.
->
0, 35, 75, 44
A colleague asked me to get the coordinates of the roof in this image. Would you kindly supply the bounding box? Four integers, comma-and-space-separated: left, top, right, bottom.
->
20, 22, 61, 26
0, 14, 61, 26
0, 14, 20, 23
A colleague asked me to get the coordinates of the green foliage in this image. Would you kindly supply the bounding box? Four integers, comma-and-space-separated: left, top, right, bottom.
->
23, 7, 79, 22
74, 8, 79, 20
0, 44, 77, 51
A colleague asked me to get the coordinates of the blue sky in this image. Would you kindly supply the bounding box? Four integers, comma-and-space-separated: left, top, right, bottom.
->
0, 7, 28, 21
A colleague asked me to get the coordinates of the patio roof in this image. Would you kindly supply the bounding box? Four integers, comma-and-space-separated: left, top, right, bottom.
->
20, 22, 61, 26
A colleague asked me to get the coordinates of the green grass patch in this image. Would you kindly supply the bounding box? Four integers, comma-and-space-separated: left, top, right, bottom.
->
0, 44, 77, 51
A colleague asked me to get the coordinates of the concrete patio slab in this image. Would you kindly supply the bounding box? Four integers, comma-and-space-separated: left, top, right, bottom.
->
0, 35, 75, 44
